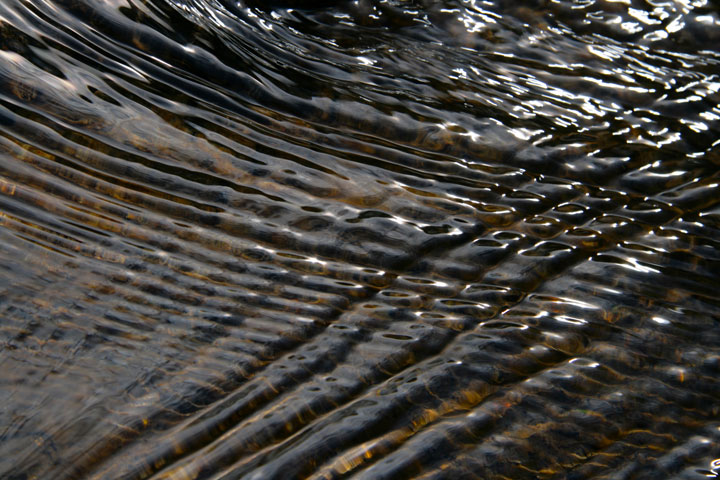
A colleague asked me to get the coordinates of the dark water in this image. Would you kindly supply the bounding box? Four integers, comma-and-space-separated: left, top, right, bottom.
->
1, 0, 720, 478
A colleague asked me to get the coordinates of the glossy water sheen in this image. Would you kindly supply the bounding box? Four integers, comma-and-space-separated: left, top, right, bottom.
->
1, 0, 719, 478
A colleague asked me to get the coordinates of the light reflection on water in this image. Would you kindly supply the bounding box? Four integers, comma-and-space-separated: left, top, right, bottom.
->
0, 0, 719, 478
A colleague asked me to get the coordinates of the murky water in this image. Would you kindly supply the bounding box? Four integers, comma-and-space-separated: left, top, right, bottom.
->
1, 0, 719, 478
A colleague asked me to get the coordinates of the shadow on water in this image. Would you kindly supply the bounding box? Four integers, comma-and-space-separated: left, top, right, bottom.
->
1, 0, 719, 479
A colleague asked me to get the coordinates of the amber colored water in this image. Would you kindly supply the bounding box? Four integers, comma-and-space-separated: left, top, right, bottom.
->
1, 1, 719, 479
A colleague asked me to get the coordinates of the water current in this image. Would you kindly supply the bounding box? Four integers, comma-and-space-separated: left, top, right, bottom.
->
1, 0, 719, 478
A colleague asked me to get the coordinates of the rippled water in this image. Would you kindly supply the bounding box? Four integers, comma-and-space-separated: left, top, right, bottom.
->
1, 0, 719, 478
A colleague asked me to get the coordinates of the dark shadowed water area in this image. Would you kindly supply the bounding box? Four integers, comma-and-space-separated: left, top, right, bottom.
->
1, 0, 719, 478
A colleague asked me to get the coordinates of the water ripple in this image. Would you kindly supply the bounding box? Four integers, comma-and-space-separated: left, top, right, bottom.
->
1, 0, 719, 479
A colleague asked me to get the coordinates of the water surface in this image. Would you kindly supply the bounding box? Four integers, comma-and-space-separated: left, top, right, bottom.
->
1, 0, 720, 478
